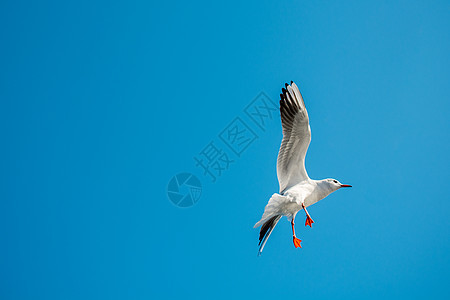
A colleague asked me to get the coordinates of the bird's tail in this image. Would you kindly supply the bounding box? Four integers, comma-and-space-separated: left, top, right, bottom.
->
257, 215, 281, 256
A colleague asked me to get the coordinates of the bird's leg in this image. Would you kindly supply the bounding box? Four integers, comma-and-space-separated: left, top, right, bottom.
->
302, 203, 314, 227
291, 219, 302, 248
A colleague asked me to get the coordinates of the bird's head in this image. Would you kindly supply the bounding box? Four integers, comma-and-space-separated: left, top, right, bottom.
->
325, 178, 352, 191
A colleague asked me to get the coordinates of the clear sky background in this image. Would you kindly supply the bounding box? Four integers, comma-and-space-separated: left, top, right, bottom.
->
1, 0, 449, 299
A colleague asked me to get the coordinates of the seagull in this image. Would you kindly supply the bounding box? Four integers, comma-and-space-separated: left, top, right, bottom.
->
254, 81, 352, 256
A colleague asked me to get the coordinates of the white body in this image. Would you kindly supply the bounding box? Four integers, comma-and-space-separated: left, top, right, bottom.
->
254, 179, 337, 228
285, 180, 334, 212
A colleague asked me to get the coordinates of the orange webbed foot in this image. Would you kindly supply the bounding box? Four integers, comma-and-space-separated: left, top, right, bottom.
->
293, 236, 302, 248
305, 216, 314, 227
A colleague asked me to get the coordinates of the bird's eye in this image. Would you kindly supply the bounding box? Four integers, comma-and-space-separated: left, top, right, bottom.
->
333, 180, 337, 183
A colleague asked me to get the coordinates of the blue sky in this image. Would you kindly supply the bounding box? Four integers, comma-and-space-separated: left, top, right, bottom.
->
1, 0, 449, 299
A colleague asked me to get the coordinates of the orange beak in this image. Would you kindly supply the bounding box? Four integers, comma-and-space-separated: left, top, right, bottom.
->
340, 184, 352, 188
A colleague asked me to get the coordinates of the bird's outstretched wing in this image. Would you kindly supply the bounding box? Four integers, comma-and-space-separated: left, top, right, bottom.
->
277, 82, 311, 194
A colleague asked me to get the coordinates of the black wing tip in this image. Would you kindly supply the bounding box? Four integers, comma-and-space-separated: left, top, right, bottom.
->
281, 81, 294, 91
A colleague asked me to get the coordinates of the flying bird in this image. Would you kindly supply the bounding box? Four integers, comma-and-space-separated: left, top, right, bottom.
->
254, 81, 352, 255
